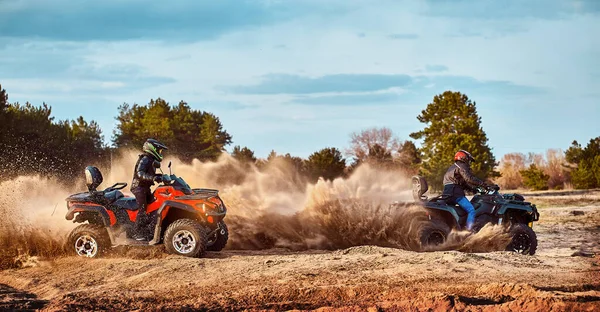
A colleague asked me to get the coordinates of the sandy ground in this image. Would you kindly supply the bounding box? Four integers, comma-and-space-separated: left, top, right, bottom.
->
1, 204, 599, 311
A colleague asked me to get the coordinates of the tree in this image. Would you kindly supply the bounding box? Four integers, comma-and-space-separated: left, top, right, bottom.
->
0, 84, 7, 115
496, 153, 527, 190
365, 143, 394, 169
113, 98, 232, 162
566, 137, 600, 189
0, 86, 106, 181
520, 164, 550, 191
395, 140, 421, 175
305, 147, 347, 182
346, 127, 401, 162
231, 145, 257, 164
410, 91, 497, 190
0, 84, 7, 138
544, 149, 569, 189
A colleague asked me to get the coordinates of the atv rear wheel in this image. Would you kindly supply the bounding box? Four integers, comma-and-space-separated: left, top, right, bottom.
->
164, 219, 208, 258
207, 221, 228, 252
415, 217, 451, 251
506, 223, 538, 255
67, 224, 111, 258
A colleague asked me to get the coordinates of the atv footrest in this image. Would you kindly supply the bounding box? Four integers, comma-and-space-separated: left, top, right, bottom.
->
115, 239, 152, 246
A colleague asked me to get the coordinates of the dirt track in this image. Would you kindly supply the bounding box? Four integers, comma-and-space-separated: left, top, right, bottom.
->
1, 203, 599, 312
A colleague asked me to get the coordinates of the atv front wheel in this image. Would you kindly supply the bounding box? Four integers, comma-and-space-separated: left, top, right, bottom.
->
164, 219, 208, 258
207, 221, 229, 252
67, 224, 111, 258
506, 223, 538, 255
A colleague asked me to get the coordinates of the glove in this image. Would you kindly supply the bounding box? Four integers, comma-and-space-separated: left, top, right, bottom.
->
486, 183, 499, 191
154, 175, 163, 184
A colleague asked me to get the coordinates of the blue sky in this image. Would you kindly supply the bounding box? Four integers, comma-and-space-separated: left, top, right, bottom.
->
1, 0, 599, 160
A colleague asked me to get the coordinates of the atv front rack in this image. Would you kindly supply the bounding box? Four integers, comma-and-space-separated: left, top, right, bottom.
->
176, 188, 220, 200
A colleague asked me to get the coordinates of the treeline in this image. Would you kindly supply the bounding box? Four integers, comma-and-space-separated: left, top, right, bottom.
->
0, 86, 107, 181
496, 138, 600, 191
1, 83, 597, 191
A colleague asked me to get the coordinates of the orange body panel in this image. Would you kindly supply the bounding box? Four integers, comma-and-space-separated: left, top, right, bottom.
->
146, 186, 210, 220
126, 210, 138, 222
106, 210, 117, 225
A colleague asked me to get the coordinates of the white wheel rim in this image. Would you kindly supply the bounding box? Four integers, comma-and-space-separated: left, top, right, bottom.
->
172, 230, 197, 254
74, 235, 98, 258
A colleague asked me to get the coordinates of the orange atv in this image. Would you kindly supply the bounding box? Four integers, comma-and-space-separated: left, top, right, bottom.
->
65, 161, 228, 258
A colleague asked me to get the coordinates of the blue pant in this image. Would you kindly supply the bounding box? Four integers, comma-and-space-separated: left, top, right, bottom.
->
456, 197, 476, 231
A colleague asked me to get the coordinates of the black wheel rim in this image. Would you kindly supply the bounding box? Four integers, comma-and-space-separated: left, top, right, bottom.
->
510, 232, 531, 253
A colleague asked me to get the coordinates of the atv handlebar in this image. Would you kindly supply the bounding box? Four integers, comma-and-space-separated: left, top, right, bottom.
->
474, 184, 500, 195
160, 174, 174, 185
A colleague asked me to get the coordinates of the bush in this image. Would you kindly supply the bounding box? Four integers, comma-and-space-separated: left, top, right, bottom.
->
520, 164, 550, 191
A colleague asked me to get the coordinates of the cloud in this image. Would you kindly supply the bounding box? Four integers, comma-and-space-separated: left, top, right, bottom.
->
420, 75, 545, 97
222, 72, 544, 109
0, 0, 318, 42
0, 40, 175, 92
425, 65, 449, 72
292, 92, 400, 106
421, 0, 587, 20
225, 73, 413, 94
388, 33, 419, 40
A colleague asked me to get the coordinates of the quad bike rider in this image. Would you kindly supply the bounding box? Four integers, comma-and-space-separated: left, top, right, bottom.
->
442, 150, 495, 232
64, 142, 229, 258
410, 151, 540, 255
131, 138, 168, 241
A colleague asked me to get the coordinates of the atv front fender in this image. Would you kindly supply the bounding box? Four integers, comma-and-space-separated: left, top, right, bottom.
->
498, 203, 540, 222
498, 203, 539, 217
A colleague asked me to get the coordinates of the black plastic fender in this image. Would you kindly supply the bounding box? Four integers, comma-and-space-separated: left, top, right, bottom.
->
422, 203, 461, 229
497, 203, 535, 215
65, 204, 111, 227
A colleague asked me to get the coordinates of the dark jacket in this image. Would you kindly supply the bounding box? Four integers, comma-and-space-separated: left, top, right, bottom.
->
442, 161, 486, 202
131, 153, 157, 190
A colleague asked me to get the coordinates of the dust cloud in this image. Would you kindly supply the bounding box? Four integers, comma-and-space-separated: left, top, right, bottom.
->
0, 150, 509, 266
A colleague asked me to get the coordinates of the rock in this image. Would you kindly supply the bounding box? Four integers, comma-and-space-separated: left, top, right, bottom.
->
571, 210, 585, 216
571, 251, 596, 258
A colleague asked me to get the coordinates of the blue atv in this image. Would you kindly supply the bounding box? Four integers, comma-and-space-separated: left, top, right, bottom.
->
411, 176, 540, 255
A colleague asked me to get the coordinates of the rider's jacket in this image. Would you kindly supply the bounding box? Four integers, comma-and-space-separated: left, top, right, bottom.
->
131, 153, 157, 190
442, 160, 486, 201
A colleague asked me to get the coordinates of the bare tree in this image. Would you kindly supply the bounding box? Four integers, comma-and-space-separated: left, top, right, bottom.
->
346, 127, 401, 162
545, 149, 569, 189
496, 153, 527, 189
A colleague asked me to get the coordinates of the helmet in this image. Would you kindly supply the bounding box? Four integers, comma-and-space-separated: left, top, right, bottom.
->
143, 138, 168, 161
454, 150, 474, 165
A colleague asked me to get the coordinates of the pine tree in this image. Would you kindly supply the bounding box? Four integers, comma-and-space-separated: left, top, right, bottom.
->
410, 91, 497, 190
231, 145, 257, 164
305, 147, 347, 182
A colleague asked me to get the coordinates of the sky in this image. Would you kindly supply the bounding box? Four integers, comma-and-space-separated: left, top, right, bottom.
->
1, 0, 599, 161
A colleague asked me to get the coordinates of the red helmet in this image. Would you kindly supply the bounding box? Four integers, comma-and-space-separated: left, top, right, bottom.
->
455, 150, 474, 164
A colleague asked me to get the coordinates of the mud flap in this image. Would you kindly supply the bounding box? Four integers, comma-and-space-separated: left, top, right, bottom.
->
149, 215, 162, 246
105, 227, 118, 246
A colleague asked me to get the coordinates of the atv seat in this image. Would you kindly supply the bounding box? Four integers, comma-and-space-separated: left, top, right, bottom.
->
113, 198, 139, 211
429, 194, 451, 204
104, 190, 124, 203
